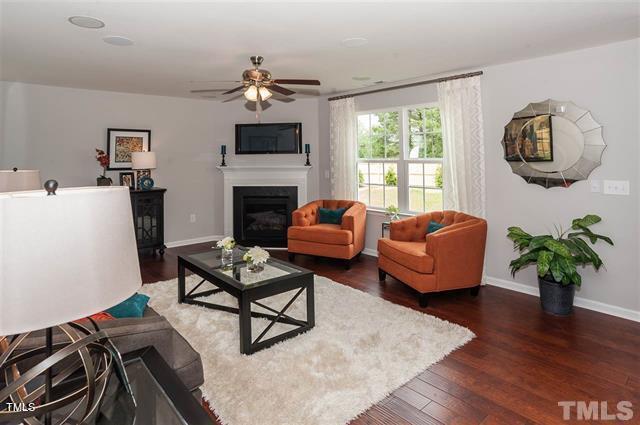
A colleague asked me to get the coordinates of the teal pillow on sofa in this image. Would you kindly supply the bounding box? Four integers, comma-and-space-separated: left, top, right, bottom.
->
427, 220, 446, 234
318, 207, 347, 225
106, 293, 150, 318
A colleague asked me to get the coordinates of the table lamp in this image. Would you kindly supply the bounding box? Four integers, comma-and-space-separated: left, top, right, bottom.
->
0, 184, 142, 424
131, 151, 157, 190
0, 169, 41, 192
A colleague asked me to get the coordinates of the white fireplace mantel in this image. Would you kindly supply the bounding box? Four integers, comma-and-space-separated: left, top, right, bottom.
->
217, 165, 312, 237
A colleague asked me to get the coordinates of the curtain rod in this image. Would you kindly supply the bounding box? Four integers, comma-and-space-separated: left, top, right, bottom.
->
327, 70, 483, 101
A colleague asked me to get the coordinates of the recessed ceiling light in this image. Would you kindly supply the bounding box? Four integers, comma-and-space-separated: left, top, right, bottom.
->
352, 76, 371, 81
341, 37, 368, 48
68, 16, 105, 29
103, 36, 134, 46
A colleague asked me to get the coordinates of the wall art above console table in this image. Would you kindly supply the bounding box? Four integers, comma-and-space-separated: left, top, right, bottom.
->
501, 99, 605, 189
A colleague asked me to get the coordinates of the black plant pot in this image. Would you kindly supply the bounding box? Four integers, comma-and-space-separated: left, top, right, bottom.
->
538, 276, 575, 316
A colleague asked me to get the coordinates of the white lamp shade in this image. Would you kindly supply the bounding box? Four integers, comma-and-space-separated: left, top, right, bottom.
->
258, 86, 272, 101
0, 170, 41, 192
0, 186, 142, 335
244, 85, 258, 102
131, 151, 157, 170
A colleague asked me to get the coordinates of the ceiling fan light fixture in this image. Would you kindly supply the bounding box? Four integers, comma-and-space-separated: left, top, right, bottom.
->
258, 86, 272, 101
244, 85, 258, 101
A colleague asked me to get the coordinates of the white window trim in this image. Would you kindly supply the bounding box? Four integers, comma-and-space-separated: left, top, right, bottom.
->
356, 102, 443, 215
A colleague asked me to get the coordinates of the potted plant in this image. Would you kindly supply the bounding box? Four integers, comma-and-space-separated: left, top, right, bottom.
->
385, 205, 400, 221
507, 214, 613, 315
95, 149, 112, 186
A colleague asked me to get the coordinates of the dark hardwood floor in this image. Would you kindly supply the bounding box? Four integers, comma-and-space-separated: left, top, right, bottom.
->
140, 243, 640, 425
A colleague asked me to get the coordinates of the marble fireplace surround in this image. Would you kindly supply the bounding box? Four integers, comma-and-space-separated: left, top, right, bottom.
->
217, 165, 312, 238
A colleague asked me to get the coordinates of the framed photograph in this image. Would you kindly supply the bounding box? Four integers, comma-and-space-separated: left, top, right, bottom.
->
119, 172, 135, 189
107, 128, 151, 170
503, 115, 553, 162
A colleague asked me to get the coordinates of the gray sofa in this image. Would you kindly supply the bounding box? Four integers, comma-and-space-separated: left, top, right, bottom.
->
8, 307, 204, 398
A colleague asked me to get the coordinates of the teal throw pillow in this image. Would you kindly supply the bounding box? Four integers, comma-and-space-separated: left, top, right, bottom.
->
106, 293, 150, 318
427, 221, 446, 234
318, 207, 347, 225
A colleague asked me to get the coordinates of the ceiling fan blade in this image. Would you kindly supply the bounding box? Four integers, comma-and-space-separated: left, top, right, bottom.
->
271, 93, 295, 103
188, 80, 241, 83
190, 89, 229, 93
223, 86, 245, 95
293, 88, 321, 96
223, 93, 245, 103
273, 79, 321, 86
269, 84, 295, 96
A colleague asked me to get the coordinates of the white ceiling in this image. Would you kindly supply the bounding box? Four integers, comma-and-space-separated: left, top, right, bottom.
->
1, 1, 638, 100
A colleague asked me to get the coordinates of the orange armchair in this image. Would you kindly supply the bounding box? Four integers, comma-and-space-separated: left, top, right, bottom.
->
377, 210, 487, 307
287, 200, 366, 268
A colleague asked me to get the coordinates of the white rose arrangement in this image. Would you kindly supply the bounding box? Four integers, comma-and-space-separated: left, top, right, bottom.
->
216, 237, 236, 250
242, 246, 270, 264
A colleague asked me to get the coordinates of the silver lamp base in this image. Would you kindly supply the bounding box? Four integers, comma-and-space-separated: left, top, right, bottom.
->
0, 321, 133, 425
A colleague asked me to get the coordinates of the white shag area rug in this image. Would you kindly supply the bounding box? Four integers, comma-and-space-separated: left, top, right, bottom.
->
140, 275, 474, 425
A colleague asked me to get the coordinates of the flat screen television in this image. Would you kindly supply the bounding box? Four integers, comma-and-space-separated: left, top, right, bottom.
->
235, 123, 302, 154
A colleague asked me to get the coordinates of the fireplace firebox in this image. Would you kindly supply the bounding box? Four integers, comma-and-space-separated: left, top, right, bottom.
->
233, 186, 297, 247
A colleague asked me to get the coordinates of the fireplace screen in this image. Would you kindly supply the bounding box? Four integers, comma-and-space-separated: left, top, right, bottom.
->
233, 186, 297, 247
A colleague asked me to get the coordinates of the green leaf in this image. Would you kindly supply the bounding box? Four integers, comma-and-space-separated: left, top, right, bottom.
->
569, 229, 614, 246
549, 258, 564, 283
509, 251, 538, 277
507, 226, 532, 238
571, 214, 601, 230
528, 235, 553, 251
571, 238, 603, 269
537, 250, 553, 277
571, 271, 582, 287
543, 239, 572, 258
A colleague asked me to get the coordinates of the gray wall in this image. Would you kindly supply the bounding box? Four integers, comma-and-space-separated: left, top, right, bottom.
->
482, 39, 639, 312
318, 38, 639, 313
0, 82, 321, 244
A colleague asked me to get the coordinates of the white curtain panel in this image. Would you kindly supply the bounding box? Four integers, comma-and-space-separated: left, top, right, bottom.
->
437, 76, 486, 218
329, 97, 357, 199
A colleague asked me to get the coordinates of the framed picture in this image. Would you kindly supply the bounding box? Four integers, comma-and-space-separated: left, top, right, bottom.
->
503, 115, 553, 162
107, 128, 151, 170
119, 172, 135, 189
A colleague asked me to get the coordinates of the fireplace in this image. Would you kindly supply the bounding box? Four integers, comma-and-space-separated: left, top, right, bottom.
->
233, 186, 298, 247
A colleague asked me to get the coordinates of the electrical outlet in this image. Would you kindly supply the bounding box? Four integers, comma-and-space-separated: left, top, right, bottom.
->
324, 170, 330, 179
603, 180, 630, 195
590, 180, 601, 193
190, 213, 197, 223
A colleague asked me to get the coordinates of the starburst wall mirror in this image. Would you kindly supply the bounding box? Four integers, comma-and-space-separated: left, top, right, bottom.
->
501, 99, 606, 188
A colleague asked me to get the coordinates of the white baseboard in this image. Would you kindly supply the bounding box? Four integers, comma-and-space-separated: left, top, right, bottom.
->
165, 235, 223, 248
486, 276, 640, 323
362, 248, 378, 257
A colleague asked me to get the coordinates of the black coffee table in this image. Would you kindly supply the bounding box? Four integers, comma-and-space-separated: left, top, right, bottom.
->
178, 246, 315, 355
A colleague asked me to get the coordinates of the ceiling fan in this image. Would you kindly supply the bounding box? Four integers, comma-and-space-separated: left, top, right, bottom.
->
191, 56, 320, 105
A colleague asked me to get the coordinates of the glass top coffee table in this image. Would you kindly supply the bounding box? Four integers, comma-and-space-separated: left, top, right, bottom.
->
177, 246, 315, 355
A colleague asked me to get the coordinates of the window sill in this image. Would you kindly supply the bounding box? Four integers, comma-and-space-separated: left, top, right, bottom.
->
365, 208, 415, 218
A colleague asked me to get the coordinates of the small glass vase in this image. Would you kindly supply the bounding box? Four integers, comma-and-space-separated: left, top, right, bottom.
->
246, 259, 264, 273
221, 247, 234, 264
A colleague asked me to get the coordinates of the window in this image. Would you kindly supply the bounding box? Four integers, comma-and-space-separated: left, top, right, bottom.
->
356, 105, 443, 213
357, 112, 399, 209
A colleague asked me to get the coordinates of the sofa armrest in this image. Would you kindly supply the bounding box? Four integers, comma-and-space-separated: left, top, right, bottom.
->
425, 219, 487, 289
292, 201, 321, 227
341, 202, 367, 251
